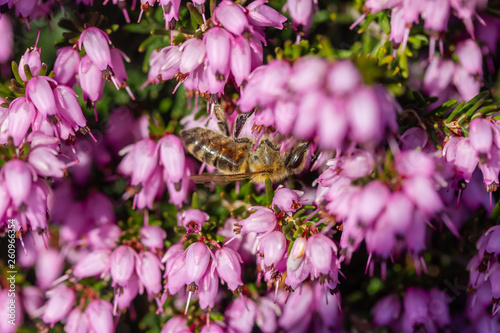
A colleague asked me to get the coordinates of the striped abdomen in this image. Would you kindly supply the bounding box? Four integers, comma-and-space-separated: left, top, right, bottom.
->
180, 127, 251, 174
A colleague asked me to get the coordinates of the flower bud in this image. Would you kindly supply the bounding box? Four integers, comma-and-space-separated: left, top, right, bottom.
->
79, 27, 112, 71
53, 85, 87, 129
19, 47, 41, 82
246, 1, 287, 29
286, 0, 314, 29
184, 242, 211, 285
85, 300, 114, 333
110, 245, 136, 286
287, 236, 306, 271
41, 284, 75, 328
214, 247, 243, 291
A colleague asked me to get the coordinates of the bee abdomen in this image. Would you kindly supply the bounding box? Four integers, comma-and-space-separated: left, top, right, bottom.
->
180, 127, 249, 173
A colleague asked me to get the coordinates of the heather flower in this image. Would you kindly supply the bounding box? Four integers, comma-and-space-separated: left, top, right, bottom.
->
456, 39, 483, 76
201, 323, 225, 333
372, 294, 401, 326
279, 283, 314, 331
225, 298, 257, 333
403, 288, 430, 329
285, 0, 314, 34
28, 146, 66, 178
85, 300, 114, 333
469, 118, 493, 157
181, 209, 209, 234
18, 46, 41, 82
179, 38, 206, 74
305, 234, 338, 279
54, 47, 80, 86
115, 275, 139, 311
213, 247, 243, 291
78, 55, 105, 103
73, 249, 111, 279
158, 134, 185, 184
230, 36, 252, 86
161, 316, 188, 333
272, 185, 304, 214
35, 249, 64, 289
2, 159, 35, 208
136, 251, 163, 295
184, 242, 212, 285
79, 27, 112, 71
41, 284, 75, 327
110, 245, 136, 286
0, 15, 13, 63
246, 0, 287, 29
135, 167, 163, 210
129, 139, 158, 186
140, 225, 167, 251
213, 0, 249, 35
233, 206, 277, 236
53, 85, 87, 130
8, 97, 36, 146
65, 308, 90, 333
204, 27, 232, 78
257, 230, 287, 268
198, 269, 219, 309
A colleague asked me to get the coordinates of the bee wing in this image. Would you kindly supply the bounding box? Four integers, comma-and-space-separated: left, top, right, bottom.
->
189, 172, 265, 185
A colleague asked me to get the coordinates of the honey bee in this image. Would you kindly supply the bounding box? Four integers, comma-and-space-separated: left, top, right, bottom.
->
180, 112, 309, 183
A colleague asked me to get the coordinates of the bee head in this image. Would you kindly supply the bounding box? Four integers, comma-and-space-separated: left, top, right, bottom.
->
283, 142, 309, 173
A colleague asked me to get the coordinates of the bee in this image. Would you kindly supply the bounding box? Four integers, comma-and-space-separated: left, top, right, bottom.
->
180, 110, 309, 184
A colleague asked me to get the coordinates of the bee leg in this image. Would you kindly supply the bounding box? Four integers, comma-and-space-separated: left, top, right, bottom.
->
213, 103, 229, 137
233, 111, 254, 142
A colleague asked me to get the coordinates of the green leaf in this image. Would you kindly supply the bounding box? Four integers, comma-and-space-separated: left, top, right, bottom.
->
265, 178, 273, 207
428, 99, 458, 117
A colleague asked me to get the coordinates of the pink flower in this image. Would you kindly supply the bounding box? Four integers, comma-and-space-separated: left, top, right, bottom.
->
456, 39, 483, 75
257, 231, 287, 268
234, 206, 277, 236
53, 85, 87, 130
158, 134, 185, 184
179, 38, 206, 74
403, 288, 430, 328
181, 209, 209, 233
372, 294, 401, 326
198, 269, 219, 309
136, 251, 163, 295
286, 0, 314, 32
184, 242, 212, 285
26, 76, 58, 117
79, 27, 112, 71
85, 300, 114, 333
140, 225, 167, 251
0, 16, 13, 63
41, 284, 75, 327
130, 139, 158, 186
246, 0, 287, 29
18, 47, 41, 82
73, 249, 111, 279
469, 118, 493, 156
213, 0, 249, 35
110, 245, 136, 286
230, 36, 252, 86
272, 185, 304, 214
305, 234, 338, 279
226, 298, 257, 333
28, 146, 66, 178
54, 47, 80, 86
214, 247, 243, 291
65, 308, 90, 333
2, 159, 35, 208
78, 55, 105, 102
161, 316, 188, 333
8, 97, 36, 146
204, 27, 232, 78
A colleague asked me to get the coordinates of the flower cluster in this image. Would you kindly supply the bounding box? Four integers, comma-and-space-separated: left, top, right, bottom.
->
238, 57, 399, 149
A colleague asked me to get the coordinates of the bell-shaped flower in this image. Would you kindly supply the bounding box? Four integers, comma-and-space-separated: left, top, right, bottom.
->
79, 27, 112, 71
428, 288, 451, 329
287, 236, 307, 272
165, 250, 187, 295
395, 150, 436, 178
453, 66, 480, 101
158, 134, 185, 184
136, 166, 163, 210
115, 275, 139, 311
214, 247, 243, 291
161, 316, 188, 333
8, 97, 36, 146
26, 76, 58, 117
327, 60, 362, 96
246, 0, 287, 29
79, 55, 105, 102
230, 36, 252, 86
456, 39, 483, 75
289, 56, 328, 93
54, 85, 87, 130
356, 180, 390, 226
318, 98, 348, 149
131, 139, 158, 186
454, 138, 479, 183
213, 0, 249, 35
422, 0, 450, 32
28, 146, 66, 178
35, 249, 64, 289
19, 47, 41, 82
140, 225, 167, 251
379, 191, 414, 235
278, 282, 314, 331
2, 159, 35, 208
87, 224, 121, 250
403, 288, 430, 328
110, 245, 136, 287
181, 209, 209, 234
234, 206, 277, 236
85, 300, 114, 333
286, 0, 314, 30
184, 242, 212, 285
179, 38, 206, 74
65, 308, 90, 333
305, 234, 338, 279
346, 86, 383, 143
423, 57, 455, 97
204, 27, 232, 78
371, 294, 401, 326
257, 231, 287, 268
201, 323, 224, 333
469, 118, 493, 156
41, 284, 75, 328
136, 251, 163, 295
73, 249, 111, 279
147, 45, 181, 84
226, 298, 257, 333
403, 177, 443, 216
198, 269, 219, 310
54, 47, 80, 86
272, 185, 304, 214
109, 48, 129, 85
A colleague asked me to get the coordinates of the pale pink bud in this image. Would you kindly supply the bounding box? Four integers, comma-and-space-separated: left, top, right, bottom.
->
65, 308, 90, 333
110, 245, 136, 286
258, 231, 287, 268
179, 38, 206, 74
184, 242, 211, 285
272, 185, 304, 214
8, 97, 36, 146
85, 300, 114, 333
234, 206, 277, 236
26, 76, 58, 116
214, 247, 243, 291
158, 134, 185, 183
28, 146, 66, 178
204, 27, 232, 78
54, 47, 80, 86
198, 269, 219, 309
79, 27, 112, 71
2, 159, 34, 207
41, 285, 75, 327
131, 139, 158, 186
305, 234, 338, 278
181, 209, 209, 234
456, 39, 483, 75
54, 85, 87, 129
230, 36, 252, 86
140, 225, 167, 251
73, 249, 111, 279
213, 0, 249, 35
136, 251, 163, 295
0, 16, 13, 63
78, 55, 105, 102
246, 0, 287, 29
469, 118, 493, 155
19, 48, 41, 82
